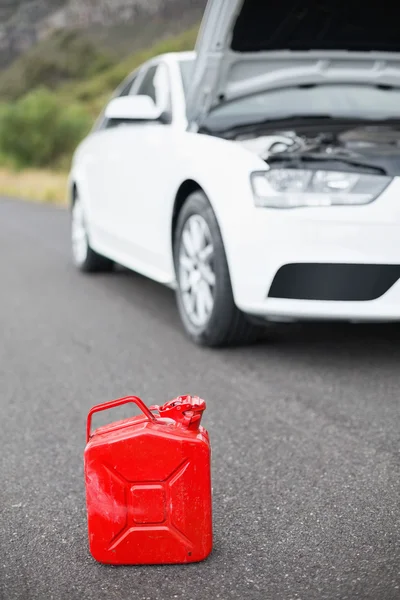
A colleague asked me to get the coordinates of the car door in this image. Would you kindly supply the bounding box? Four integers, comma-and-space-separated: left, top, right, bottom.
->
107, 59, 177, 277
80, 70, 141, 251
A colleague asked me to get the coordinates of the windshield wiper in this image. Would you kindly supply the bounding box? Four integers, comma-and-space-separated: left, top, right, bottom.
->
208, 115, 400, 138
268, 152, 387, 175
209, 115, 350, 137
198, 115, 337, 136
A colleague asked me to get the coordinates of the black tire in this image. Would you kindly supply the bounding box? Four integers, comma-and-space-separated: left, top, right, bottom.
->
173, 191, 264, 348
71, 193, 114, 274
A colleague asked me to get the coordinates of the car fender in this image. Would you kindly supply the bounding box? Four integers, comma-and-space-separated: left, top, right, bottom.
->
167, 130, 267, 265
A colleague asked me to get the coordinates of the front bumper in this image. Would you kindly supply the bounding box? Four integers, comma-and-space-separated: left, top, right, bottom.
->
223, 178, 400, 322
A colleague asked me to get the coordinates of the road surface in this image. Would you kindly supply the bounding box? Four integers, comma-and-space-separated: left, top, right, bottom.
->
1, 197, 400, 600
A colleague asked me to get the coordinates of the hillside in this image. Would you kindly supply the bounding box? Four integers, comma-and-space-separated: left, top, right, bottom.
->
0, 0, 206, 68
0, 0, 204, 181
0, 0, 206, 102
0, 24, 199, 175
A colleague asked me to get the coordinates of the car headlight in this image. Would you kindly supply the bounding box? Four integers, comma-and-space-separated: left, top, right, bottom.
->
251, 169, 392, 208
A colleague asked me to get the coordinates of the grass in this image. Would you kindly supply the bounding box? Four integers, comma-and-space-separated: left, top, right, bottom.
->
0, 168, 69, 206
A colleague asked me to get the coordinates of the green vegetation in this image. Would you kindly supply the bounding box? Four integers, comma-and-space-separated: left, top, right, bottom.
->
0, 29, 115, 103
61, 26, 198, 117
0, 88, 91, 169
0, 25, 198, 172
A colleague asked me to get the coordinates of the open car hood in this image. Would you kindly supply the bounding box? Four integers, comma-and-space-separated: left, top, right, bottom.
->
186, 0, 400, 129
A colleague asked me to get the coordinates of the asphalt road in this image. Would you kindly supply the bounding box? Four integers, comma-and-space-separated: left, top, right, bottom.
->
1, 197, 400, 600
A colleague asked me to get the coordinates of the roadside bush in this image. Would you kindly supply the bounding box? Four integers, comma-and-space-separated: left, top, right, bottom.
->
0, 88, 92, 169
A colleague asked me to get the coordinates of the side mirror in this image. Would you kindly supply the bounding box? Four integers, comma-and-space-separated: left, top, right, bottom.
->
104, 95, 162, 122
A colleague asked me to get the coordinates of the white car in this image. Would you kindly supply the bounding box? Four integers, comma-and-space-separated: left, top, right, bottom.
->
69, 0, 400, 347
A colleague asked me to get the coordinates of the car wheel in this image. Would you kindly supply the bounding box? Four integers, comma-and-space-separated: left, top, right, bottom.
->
71, 192, 114, 273
173, 190, 264, 347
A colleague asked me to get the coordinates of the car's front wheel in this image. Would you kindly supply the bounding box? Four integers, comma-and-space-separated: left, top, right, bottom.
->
71, 192, 114, 273
173, 190, 263, 347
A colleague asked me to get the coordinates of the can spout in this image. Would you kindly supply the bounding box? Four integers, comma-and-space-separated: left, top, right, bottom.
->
152, 395, 206, 431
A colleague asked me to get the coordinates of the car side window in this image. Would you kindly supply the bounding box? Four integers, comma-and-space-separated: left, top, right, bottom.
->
136, 65, 158, 103
136, 63, 172, 115
94, 62, 172, 132
138, 63, 171, 113
117, 73, 139, 97
93, 72, 139, 132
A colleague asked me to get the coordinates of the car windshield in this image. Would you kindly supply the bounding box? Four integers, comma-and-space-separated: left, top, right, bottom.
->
177, 61, 400, 131
205, 84, 400, 131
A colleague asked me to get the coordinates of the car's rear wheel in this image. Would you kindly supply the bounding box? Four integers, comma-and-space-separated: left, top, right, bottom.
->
71, 192, 114, 273
173, 190, 264, 347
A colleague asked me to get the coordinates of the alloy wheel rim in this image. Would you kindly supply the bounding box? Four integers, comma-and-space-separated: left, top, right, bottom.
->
71, 198, 88, 265
178, 215, 216, 328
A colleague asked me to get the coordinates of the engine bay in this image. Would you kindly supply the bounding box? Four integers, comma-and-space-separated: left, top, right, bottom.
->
232, 122, 400, 175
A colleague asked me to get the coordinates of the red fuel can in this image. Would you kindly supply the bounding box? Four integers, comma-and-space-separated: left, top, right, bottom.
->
84, 395, 212, 565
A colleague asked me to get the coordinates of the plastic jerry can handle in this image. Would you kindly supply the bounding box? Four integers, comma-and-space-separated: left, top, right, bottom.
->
86, 396, 156, 443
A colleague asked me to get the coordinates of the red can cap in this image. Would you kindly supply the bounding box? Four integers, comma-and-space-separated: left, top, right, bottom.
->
150, 395, 206, 431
